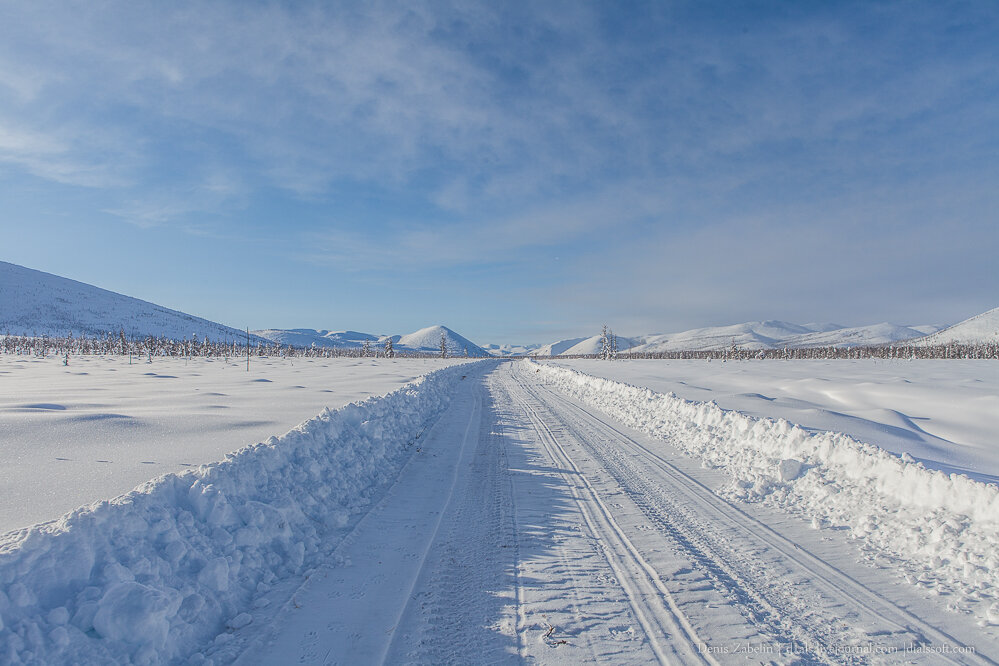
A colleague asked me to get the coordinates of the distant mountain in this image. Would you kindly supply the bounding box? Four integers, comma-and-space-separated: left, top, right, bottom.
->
530, 337, 589, 357
254, 324, 490, 357
394, 325, 489, 357
531, 318, 945, 356
252, 329, 380, 349
631, 320, 817, 353
482, 343, 543, 357
555, 334, 644, 356
0, 260, 264, 342
781, 323, 935, 349
912, 307, 999, 347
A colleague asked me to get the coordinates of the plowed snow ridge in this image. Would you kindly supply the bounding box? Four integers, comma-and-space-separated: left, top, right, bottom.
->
531, 361, 999, 625
0, 363, 478, 664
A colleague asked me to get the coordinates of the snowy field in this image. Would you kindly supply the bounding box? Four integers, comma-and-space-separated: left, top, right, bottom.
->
0, 355, 472, 533
547, 358, 999, 483
2, 357, 997, 664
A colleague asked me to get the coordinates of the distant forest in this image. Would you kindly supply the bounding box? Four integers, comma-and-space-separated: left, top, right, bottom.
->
0, 331, 996, 360
0, 331, 444, 359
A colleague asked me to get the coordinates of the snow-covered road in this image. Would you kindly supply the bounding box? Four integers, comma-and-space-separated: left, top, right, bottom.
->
220, 361, 994, 665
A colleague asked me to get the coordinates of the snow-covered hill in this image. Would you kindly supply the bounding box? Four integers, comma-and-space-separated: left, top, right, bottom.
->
530, 337, 589, 357
0, 261, 262, 342
557, 334, 643, 356
394, 325, 488, 357
532, 318, 946, 356
252, 329, 380, 349
911, 307, 999, 346
633, 320, 816, 352
482, 343, 543, 356
780, 323, 936, 349
255, 325, 489, 356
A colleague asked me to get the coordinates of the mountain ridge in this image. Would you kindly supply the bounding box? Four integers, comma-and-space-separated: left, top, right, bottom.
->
0, 260, 265, 343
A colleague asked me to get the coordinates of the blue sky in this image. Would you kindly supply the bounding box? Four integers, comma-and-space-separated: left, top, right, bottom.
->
1, 1, 997, 344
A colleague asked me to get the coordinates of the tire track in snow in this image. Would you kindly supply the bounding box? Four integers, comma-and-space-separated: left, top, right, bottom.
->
507, 367, 719, 665
382, 378, 522, 664
523, 362, 991, 665
232, 372, 485, 665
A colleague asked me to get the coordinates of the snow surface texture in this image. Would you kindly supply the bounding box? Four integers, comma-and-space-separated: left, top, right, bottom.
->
0, 361, 481, 664
531, 361, 999, 625
0, 261, 263, 342
0, 355, 471, 533
550, 359, 999, 484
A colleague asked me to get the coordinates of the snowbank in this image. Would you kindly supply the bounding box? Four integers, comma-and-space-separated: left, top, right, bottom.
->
0, 362, 481, 664
531, 361, 999, 621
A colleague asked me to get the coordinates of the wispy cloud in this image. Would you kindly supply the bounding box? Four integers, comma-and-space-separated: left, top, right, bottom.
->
299, 178, 679, 272
4, 2, 996, 208
0, 119, 135, 188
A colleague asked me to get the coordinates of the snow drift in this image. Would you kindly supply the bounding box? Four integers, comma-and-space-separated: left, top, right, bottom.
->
0, 362, 482, 664
531, 361, 999, 622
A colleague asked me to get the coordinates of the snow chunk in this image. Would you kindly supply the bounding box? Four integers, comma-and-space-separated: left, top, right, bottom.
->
226, 612, 253, 630
778, 458, 804, 482
93, 582, 180, 648
197, 557, 230, 592
225, 613, 253, 631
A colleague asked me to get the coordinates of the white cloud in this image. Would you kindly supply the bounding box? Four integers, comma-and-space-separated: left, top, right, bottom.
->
0, 120, 134, 188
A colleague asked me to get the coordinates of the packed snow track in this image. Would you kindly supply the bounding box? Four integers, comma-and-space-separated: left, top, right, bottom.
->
228, 361, 993, 665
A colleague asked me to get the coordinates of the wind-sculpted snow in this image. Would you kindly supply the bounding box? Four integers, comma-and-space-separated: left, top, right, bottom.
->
0, 362, 482, 664
531, 361, 999, 624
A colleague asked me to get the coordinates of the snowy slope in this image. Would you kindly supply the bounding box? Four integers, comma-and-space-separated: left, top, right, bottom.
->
559, 334, 642, 355
631, 320, 816, 352
0, 261, 261, 342
912, 307, 999, 346
252, 329, 379, 349
532, 319, 942, 355
529, 337, 588, 356
254, 325, 488, 356
781, 322, 929, 348
481, 342, 543, 356
802, 322, 847, 333
394, 325, 488, 356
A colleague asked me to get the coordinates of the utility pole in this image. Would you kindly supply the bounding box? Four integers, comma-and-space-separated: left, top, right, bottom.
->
246, 327, 250, 372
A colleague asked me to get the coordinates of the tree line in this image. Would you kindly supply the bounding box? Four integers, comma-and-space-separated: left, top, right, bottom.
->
2, 330, 995, 361
0, 331, 448, 360
557, 343, 998, 361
